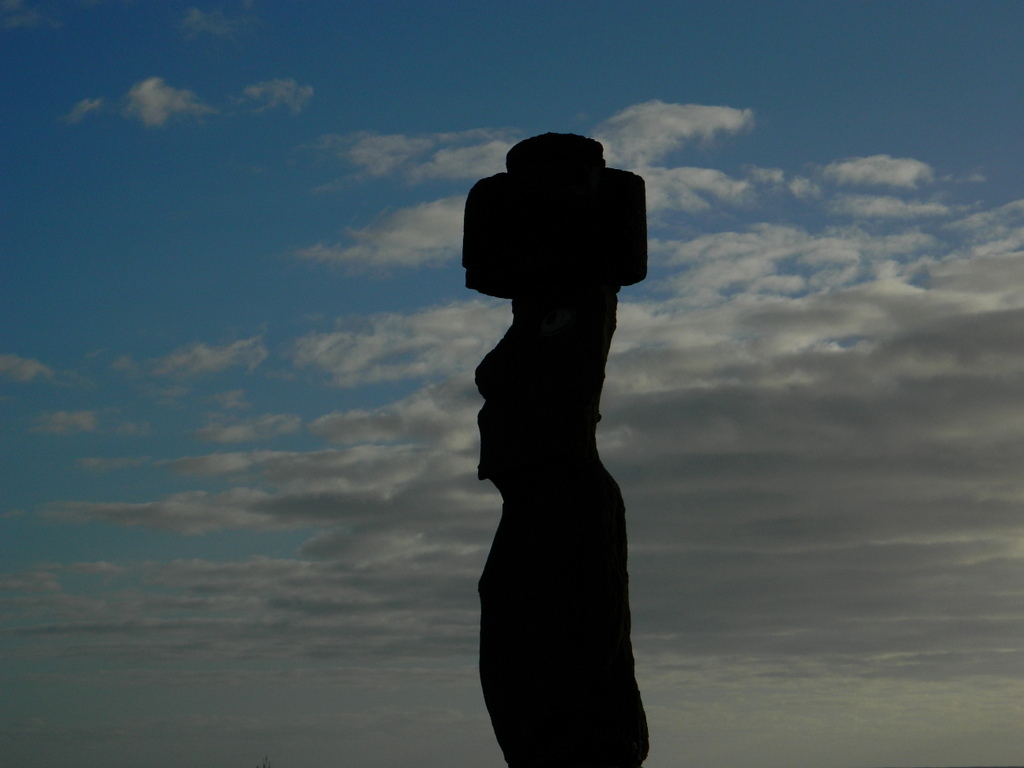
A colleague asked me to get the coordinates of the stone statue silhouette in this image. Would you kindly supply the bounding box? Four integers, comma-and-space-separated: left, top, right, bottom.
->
464, 133, 649, 768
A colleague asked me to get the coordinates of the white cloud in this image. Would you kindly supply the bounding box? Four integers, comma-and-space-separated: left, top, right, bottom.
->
1, 554, 487, 669
292, 300, 507, 387
789, 175, 824, 199
53, 441, 490, 537
339, 132, 435, 176
51, 487, 280, 535
321, 129, 514, 181
114, 420, 151, 436
295, 196, 466, 269
151, 337, 268, 378
180, 7, 258, 40
642, 166, 752, 213
650, 223, 937, 306
320, 101, 753, 184
309, 377, 480, 451
61, 97, 104, 124
169, 451, 271, 476
744, 166, 786, 186
0, 0, 55, 29
947, 199, 1024, 252
33, 410, 98, 434
239, 78, 313, 113
121, 77, 215, 127
209, 389, 250, 410
823, 154, 935, 188
195, 413, 302, 443
0, 353, 53, 381
299, 102, 759, 268
0, 568, 60, 591
594, 100, 755, 168
406, 139, 511, 182
828, 194, 952, 219
76, 456, 150, 472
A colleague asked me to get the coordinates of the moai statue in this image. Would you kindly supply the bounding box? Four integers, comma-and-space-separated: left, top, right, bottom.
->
464, 133, 649, 768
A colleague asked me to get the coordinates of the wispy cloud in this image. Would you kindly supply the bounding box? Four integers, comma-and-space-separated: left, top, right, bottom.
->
649, 223, 937, 306
316, 129, 515, 182
66, 76, 312, 129
238, 78, 313, 113
76, 456, 150, 472
827, 194, 953, 219
295, 196, 467, 270
642, 165, 752, 213
195, 413, 302, 443
1, 0, 57, 29
291, 301, 506, 387
308, 377, 481, 451
823, 154, 936, 188
150, 337, 269, 378
405, 139, 513, 182
121, 77, 216, 127
52, 442, 489, 537
209, 389, 251, 410
594, 100, 755, 168
61, 97, 104, 124
169, 451, 273, 477
50, 487, 279, 535
180, 7, 260, 41
0, 353, 53, 382
33, 410, 98, 434
0, 554, 485, 665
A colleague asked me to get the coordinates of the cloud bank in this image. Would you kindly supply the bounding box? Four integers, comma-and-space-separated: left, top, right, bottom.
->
10, 100, 1024, 768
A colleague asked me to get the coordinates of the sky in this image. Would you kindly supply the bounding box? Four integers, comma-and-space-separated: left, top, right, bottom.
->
3, 2, 1024, 767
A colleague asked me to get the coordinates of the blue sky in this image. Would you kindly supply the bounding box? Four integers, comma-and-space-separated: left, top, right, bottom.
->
5, 2, 1024, 767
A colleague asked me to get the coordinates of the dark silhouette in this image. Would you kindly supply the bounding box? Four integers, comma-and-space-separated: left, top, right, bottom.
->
464, 133, 649, 768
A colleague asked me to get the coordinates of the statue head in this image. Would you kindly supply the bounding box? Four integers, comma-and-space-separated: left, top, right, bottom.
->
463, 133, 647, 299
505, 133, 606, 189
